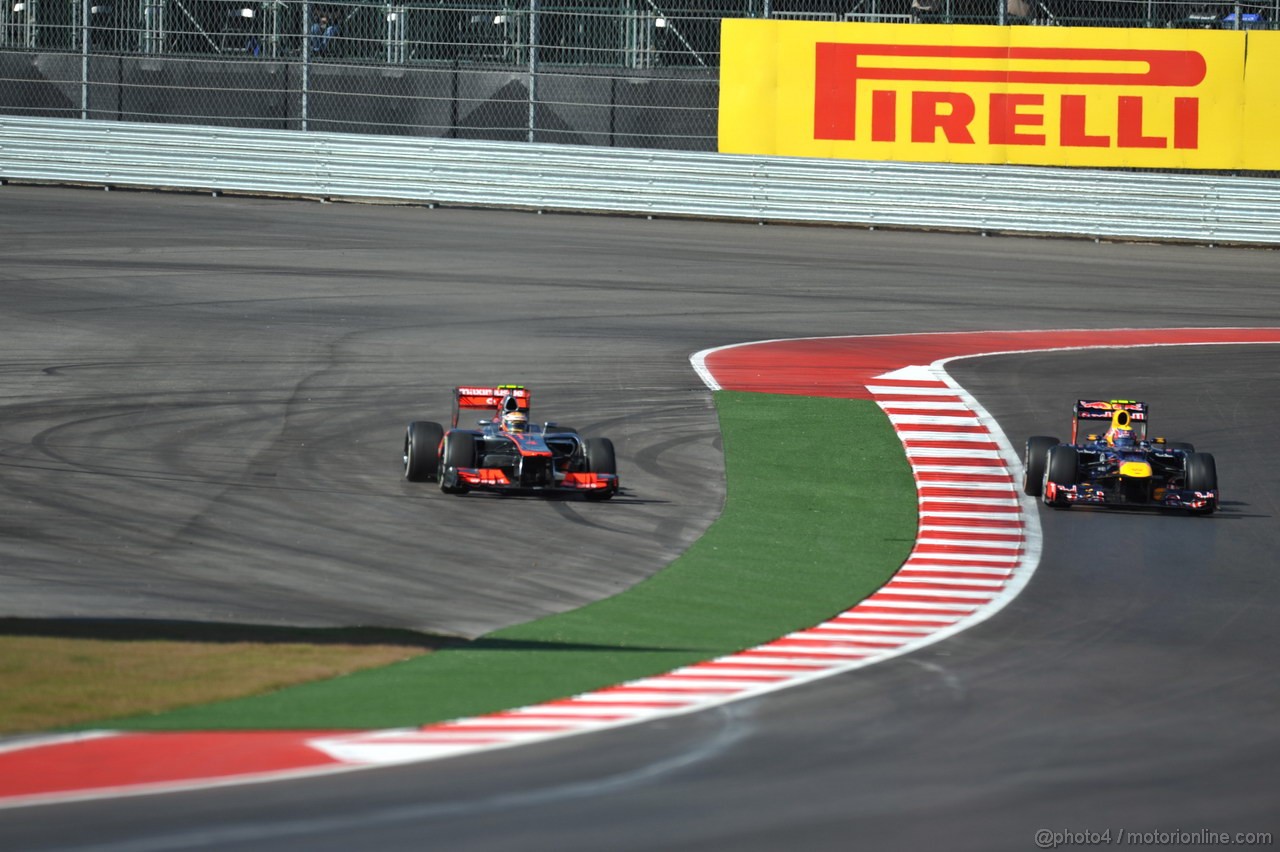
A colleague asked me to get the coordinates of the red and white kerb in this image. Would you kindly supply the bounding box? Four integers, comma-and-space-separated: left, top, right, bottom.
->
11, 326, 1279, 807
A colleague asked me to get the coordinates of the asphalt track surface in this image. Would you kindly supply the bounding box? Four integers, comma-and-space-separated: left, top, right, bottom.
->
2, 185, 1279, 850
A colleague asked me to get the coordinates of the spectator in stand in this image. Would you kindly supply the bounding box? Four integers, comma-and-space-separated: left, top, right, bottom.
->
309, 12, 340, 55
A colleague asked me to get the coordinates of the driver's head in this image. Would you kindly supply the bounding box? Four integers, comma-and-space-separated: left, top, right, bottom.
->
502, 411, 528, 433
1109, 429, 1137, 450
1105, 409, 1136, 448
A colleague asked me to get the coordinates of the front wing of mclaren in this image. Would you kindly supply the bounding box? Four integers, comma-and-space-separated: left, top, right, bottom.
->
443, 429, 619, 497
449, 465, 618, 495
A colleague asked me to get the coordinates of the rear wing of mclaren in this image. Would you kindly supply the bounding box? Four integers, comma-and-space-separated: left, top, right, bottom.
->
452, 385, 530, 427
1072, 399, 1149, 443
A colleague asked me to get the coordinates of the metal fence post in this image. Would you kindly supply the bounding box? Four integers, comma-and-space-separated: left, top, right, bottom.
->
527, 0, 538, 143
80, 0, 90, 119
301, 0, 310, 131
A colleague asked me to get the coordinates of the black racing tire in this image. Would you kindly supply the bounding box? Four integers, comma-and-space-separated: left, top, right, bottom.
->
584, 437, 617, 501
1185, 452, 1218, 514
440, 431, 477, 495
1023, 436, 1060, 497
404, 421, 444, 482
585, 437, 617, 475
1043, 445, 1079, 508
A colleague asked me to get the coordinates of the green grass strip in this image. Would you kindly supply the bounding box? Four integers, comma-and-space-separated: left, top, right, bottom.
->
96, 391, 916, 730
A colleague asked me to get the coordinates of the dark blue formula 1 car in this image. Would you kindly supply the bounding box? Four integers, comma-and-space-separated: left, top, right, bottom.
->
402, 385, 619, 500
1023, 400, 1218, 514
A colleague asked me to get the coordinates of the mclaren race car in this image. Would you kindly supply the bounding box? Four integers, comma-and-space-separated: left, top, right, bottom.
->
402, 385, 619, 500
1023, 400, 1218, 514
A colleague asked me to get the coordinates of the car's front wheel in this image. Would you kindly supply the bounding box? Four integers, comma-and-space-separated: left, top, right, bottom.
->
1043, 445, 1079, 508
440, 432, 477, 495
1184, 451, 1218, 514
404, 421, 444, 482
584, 437, 617, 501
1023, 436, 1060, 497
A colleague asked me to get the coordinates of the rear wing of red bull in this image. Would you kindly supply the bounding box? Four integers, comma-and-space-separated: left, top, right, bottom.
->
452, 385, 530, 428
1072, 399, 1148, 443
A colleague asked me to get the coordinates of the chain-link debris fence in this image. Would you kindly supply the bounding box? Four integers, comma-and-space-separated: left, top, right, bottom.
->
2, 0, 1275, 149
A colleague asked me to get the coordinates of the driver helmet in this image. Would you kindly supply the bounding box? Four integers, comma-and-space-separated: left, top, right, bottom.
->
1110, 430, 1137, 450
1106, 422, 1137, 449
502, 410, 529, 434
1104, 409, 1138, 449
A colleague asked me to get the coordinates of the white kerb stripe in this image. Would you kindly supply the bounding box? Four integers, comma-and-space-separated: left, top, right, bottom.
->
919, 524, 1023, 535
879, 400, 972, 410
866, 386, 961, 396
905, 552, 1019, 563
916, 537, 1022, 549
860, 600, 979, 611
882, 581, 1002, 594
898, 565, 1015, 576
889, 576, 1006, 588
899, 432, 996, 442
913, 465, 1013, 475
889, 415, 987, 426
920, 509, 1025, 520
906, 447, 1004, 459
919, 480, 1019, 491
833, 612, 964, 623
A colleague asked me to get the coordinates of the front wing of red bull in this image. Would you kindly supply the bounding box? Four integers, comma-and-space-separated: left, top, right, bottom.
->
1028, 398, 1218, 515
1043, 477, 1217, 512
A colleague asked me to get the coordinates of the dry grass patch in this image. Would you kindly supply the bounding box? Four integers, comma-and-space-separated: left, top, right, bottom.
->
0, 620, 443, 735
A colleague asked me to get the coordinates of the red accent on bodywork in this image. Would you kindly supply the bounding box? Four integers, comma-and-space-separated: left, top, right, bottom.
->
452, 385, 531, 427
459, 468, 511, 486
455, 386, 530, 407
563, 472, 617, 490
508, 434, 553, 457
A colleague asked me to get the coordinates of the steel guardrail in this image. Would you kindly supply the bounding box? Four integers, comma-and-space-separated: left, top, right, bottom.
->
2, 116, 1278, 245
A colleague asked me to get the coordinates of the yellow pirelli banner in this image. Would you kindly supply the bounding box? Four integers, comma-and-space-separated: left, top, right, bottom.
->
719, 21, 1280, 170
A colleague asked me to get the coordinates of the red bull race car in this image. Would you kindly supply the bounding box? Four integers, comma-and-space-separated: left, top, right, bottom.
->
1023, 400, 1218, 514
402, 385, 619, 500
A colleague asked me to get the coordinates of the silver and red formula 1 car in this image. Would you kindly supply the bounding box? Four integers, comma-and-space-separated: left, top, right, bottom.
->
402, 385, 619, 500
1023, 400, 1218, 514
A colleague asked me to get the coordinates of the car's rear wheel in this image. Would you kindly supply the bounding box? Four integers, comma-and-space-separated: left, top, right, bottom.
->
1043, 445, 1079, 508
1023, 436, 1060, 496
440, 432, 477, 495
404, 421, 444, 482
584, 437, 617, 501
1184, 451, 1218, 514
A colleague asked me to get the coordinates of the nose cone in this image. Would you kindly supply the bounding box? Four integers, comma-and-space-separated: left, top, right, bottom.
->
1119, 461, 1152, 478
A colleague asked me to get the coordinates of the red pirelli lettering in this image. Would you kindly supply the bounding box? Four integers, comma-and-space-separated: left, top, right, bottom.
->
814, 43, 1207, 149
912, 92, 976, 144
990, 93, 1046, 145
1061, 94, 1109, 147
